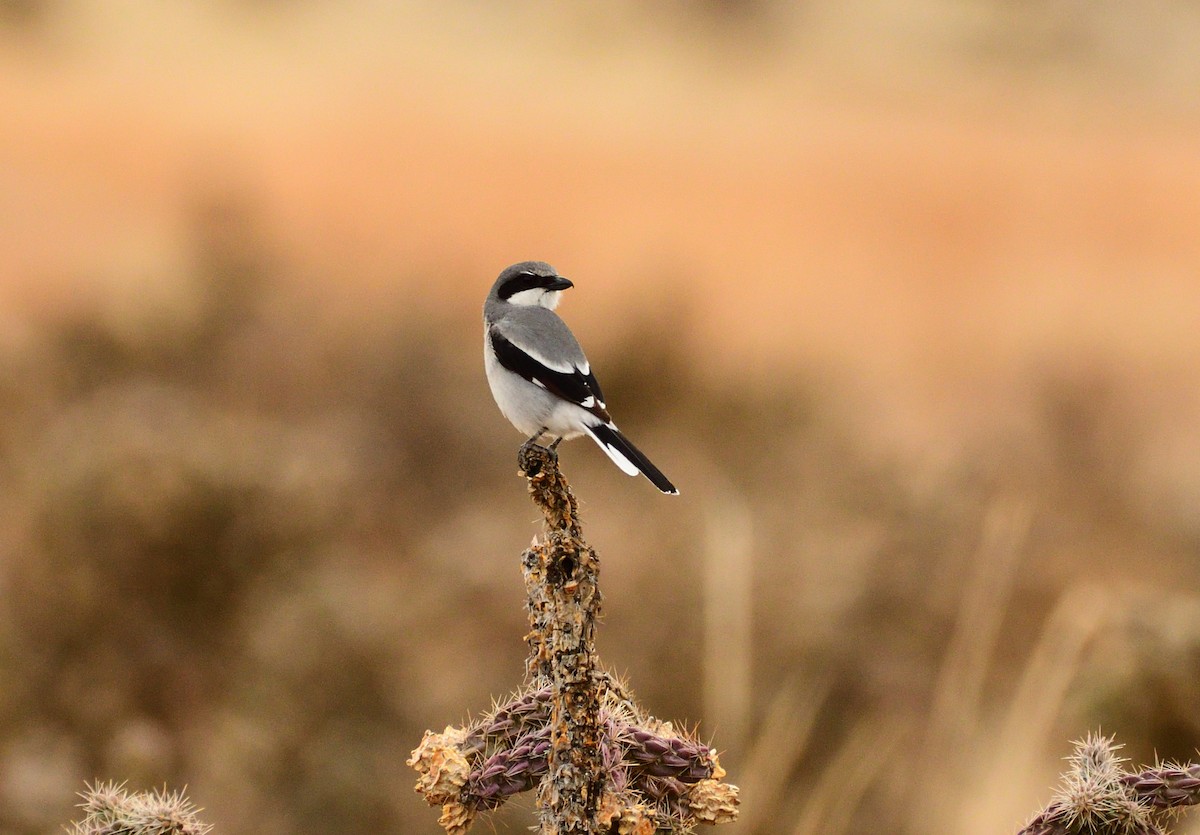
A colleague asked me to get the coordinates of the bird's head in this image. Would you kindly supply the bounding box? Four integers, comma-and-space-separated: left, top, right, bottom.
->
491, 261, 573, 310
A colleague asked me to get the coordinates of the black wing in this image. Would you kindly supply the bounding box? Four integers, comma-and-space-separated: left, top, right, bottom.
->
490, 328, 611, 422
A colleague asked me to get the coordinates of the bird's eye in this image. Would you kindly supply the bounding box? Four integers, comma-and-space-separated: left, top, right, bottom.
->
499, 272, 550, 300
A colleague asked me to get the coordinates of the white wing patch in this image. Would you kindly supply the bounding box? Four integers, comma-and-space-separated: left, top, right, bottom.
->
508, 340, 576, 375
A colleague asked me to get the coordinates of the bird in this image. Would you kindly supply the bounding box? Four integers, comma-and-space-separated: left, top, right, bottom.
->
483, 261, 679, 495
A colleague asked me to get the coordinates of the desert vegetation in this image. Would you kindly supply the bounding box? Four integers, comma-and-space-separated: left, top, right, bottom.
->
3, 3, 1200, 834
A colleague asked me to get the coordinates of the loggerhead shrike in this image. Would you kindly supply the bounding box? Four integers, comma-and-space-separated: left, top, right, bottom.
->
483, 261, 679, 495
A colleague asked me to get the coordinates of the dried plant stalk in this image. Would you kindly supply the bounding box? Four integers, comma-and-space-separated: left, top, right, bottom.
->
409, 444, 739, 834
519, 442, 606, 834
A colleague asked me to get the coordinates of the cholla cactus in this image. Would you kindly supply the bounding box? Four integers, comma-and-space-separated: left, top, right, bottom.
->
408, 678, 735, 833
1019, 733, 1200, 835
409, 444, 739, 834
67, 781, 211, 835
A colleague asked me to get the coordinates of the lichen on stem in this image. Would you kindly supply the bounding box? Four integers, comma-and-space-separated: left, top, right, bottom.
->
518, 442, 606, 834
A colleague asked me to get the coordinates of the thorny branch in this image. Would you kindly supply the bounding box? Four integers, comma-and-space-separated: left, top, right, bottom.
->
1019, 733, 1200, 835
409, 444, 738, 835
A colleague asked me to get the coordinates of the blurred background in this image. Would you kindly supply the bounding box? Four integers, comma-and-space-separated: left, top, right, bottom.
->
2, 2, 1200, 833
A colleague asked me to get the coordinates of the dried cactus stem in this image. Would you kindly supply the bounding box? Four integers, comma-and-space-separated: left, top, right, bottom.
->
518, 443, 581, 537
520, 445, 606, 834
410, 446, 738, 834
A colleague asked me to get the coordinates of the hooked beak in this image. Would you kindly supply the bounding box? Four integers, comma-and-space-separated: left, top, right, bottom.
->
546, 276, 573, 291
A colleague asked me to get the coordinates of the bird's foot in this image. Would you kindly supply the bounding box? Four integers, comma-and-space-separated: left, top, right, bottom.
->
518, 438, 558, 477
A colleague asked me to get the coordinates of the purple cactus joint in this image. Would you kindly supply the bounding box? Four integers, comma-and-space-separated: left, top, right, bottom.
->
408, 443, 739, 834
1018, 733, 1200, 835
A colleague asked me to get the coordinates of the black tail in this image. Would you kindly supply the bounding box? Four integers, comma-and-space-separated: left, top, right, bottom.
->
586, 423, 679, 495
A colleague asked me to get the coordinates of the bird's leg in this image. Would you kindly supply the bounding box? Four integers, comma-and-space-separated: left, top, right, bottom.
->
549, 436, 564, 451
518, 427, 558, 477
520, 427, 555, 458
524, 427, 549, 448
